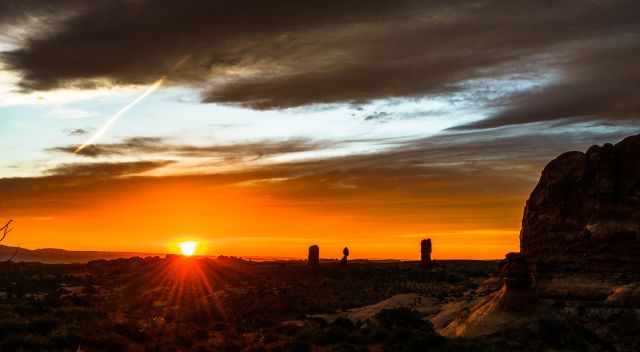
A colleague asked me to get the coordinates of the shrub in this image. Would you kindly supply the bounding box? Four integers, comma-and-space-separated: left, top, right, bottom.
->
285, 341, 311, 352
28, 317, 61, 335
0, 318, 27, 338
374, 308, 429, 329
55, 307, 105, 322
14, 302, 47, 316
0, 334, 48, 351
49, 327, 83, 349
113, 321, 148, 343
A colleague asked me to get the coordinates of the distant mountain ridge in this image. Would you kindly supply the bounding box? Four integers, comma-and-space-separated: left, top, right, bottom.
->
0, 245, 160, 264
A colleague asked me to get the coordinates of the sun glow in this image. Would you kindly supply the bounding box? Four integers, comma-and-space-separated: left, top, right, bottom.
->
179, 241, 198, 256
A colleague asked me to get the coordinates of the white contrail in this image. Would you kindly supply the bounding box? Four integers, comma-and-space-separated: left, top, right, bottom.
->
75, 77, 166, 153
73, 54, 191, 154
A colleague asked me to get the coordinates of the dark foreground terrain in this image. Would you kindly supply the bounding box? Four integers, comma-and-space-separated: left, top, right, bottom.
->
1, 256, 637, 351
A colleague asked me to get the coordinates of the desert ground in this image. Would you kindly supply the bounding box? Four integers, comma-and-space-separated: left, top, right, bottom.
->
0, 255, 637, 352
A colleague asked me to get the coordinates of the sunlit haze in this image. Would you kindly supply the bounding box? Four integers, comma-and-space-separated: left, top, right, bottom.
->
179, 241, 198, 256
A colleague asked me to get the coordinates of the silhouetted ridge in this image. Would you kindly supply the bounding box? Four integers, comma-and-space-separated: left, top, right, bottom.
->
520, 133, 640, 273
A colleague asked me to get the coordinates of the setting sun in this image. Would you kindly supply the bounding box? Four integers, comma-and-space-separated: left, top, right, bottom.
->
179, 241, 198, 256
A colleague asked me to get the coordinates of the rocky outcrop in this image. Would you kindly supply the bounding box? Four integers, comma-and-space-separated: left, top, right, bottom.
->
520, 134, 640, 273
606, 284, 640, 307
441, 134, 640, 344
420, 239, 432, 268
499, 253, 531, 290
308, 245, 320, 267
440, 252, 538, 337
311, 293, 438, 324
341, 247, 349, 265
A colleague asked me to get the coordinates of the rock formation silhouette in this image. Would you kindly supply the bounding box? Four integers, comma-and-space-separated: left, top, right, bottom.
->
420, 239, 432, 268
500, 252, 530, 290
521, 134, 640, 273
496, 252, 536, 311
341, 247, 349, 265
441, 134, 640, 340
308, 245, 320, 267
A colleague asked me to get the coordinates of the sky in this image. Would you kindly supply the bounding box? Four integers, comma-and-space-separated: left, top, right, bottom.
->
0, 0, 639, 259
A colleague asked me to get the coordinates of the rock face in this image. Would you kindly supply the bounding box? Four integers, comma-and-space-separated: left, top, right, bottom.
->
440, 254, 537, 338
500, 252, 531, 290
520, 134, 640, 273
420, 239, 432, 268
308, 245, 320, 266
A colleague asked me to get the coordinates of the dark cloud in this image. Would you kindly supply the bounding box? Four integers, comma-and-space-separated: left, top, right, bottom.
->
364, 112, 391, 121
458, 40, 640, 129
0, 159, 174, 214
1, 0, 639, 128
1, 0, 426, 91
49, 137, 337, 160
66, 128, 89, 136
46, 160, 174, 178
0, 1, 85, 28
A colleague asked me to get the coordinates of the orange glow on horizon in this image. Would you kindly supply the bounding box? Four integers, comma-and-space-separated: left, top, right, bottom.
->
179, 241, 198, 256
3, 174, 525, 260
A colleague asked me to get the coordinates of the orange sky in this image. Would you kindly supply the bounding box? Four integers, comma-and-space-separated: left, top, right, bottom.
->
1, 170, 525, 260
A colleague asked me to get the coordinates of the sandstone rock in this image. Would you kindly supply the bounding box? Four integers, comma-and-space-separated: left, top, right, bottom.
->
606, 284, 640, 307
311, 293, 438, 324
520, 134, 640, 273
420, 238, 432, 268
535, 273, 612, 301
308, 245, 319, 266
439, 285, 535, 338
499, 252, 531, 289
431, 301, 472, 331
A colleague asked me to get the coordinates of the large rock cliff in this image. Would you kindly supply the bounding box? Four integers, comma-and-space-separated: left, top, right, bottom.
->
520, 134, 640, 272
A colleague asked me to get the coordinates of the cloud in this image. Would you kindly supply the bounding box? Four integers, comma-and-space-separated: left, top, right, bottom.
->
66, 128, 89, 136
49, 137, 337, 160
1, 123, 637, 262
457, 39, 640, 129
0, 159, 175, 217
364, 112, 391, 121
7, 120, 635, 222
1, 0, 638, 128
46, 160, 175, 178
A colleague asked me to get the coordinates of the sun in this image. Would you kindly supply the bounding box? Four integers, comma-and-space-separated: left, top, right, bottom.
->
179, 241, 198, 256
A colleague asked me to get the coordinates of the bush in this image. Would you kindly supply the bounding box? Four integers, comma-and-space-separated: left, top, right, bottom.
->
537, 316, 604, 351
285, 341, 311, 352
49, 327, 83, 349
14, 302, 48, 316
0, 319, 27, 338
55, 306, 105, 322
28, 317, 61, 335
83, 332, 130, 351
374, 308, 429, 329
0, 334, 48, 351
113, 321, 148, 343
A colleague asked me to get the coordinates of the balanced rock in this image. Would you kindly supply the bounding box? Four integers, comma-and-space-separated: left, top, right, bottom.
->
341, 247, 349, 265
520, 134, 640, 273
